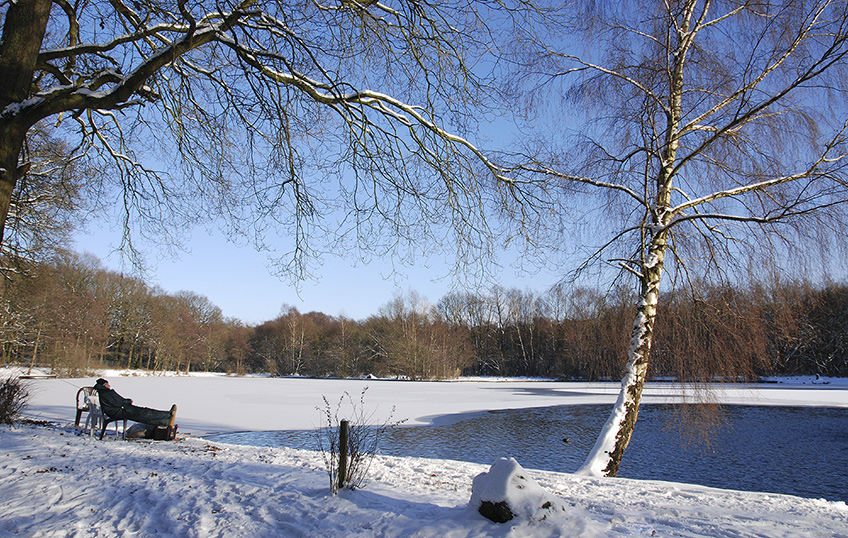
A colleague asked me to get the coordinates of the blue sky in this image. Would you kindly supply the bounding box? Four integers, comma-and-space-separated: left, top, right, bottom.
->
73, 220, 564, 325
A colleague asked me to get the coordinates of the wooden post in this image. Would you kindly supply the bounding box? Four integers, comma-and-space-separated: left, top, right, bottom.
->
338, 419, 349, 491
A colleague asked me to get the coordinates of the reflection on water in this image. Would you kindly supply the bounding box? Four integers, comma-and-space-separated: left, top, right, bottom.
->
209, 405, 848, 502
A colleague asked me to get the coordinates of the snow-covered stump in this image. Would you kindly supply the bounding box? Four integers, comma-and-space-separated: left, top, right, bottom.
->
470, 458, 567, 524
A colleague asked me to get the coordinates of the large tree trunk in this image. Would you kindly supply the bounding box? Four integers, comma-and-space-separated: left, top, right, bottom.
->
577, 233, 668, 477
0, 115, 32, 248
0, 0, 52, 247
0, 139, 21, 246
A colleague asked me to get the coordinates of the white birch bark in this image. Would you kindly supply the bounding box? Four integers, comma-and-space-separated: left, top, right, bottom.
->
575, 0, 693, 477
576, 236, 667, 477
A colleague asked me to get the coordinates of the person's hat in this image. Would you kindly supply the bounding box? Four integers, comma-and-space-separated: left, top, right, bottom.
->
95, 378, 107, 385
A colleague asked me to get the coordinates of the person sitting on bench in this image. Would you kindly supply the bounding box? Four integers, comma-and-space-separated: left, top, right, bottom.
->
93, 378, 177, 429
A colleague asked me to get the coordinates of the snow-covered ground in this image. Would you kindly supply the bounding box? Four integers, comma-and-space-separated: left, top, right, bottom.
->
2, 369, 848, 537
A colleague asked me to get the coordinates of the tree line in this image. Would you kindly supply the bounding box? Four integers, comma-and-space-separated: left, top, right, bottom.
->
2, 250, 845, 380
1, 251, 251, 376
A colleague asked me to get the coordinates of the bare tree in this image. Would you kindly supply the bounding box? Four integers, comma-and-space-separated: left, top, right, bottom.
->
0, 0, 520, 276
98, 272, 153, 368
378, 291, 432, 379
507, 0, 848, 476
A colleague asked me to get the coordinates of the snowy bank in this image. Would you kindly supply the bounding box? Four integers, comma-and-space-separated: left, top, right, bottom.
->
2, 423, 846, 537
2, 371, 848, 536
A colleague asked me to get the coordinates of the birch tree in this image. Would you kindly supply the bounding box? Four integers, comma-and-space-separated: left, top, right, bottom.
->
0, 0, 519, 274
511, 0, 848, 476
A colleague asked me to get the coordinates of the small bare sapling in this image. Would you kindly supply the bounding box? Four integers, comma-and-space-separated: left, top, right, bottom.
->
315, 387, 405, 493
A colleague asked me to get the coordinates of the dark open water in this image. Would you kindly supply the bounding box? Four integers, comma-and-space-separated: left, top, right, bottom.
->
209, 404, 848, 502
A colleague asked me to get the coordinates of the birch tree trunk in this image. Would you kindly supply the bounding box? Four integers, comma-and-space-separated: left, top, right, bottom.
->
577, 0, 690, 476
28, 325, 43, 375
577, 235, 667, 477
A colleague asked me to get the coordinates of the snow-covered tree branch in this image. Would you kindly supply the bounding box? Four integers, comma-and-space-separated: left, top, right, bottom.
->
0, 0, 528, 277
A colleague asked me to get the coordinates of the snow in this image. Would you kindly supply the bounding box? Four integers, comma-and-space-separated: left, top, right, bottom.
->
2, 369, 848, 537
470, 457, 568, 523
576, 383, 630, 477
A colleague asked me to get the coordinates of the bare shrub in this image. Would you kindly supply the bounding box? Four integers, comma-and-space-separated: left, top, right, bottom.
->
0, 376, 30, 425
316, 387, 405, 494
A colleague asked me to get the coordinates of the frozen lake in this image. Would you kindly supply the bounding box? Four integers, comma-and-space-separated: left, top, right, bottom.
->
211, 404, 848, 502
19, 372, 848, 502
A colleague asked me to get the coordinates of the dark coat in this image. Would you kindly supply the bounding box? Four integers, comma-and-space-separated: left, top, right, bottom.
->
93, 380, 131, 418
91, 379, 174, 427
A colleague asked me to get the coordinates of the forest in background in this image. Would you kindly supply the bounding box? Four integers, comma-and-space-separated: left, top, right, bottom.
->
2, 249, 846, 381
